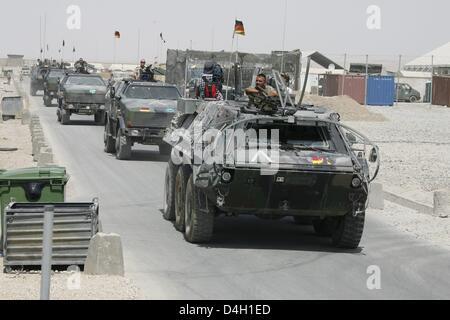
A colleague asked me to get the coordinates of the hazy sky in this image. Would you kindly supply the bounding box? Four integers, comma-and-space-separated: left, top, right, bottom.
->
0, 0, 449, 64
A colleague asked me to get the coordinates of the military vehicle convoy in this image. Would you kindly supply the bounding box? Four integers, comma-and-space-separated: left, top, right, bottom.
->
56, 73, 107, 125
163, 79, 380, 249
43, 68, 67, 106
103, 79, 181, 160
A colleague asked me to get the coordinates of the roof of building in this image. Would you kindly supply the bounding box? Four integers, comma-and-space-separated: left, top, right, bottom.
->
405, 42, 450, 70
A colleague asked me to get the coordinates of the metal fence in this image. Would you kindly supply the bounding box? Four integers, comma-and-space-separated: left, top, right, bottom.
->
308, 53, 450, 106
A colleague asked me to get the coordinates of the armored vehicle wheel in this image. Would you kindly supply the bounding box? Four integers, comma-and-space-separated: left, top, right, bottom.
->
159, 142, 172, 156
163, 161, 177, 221
184, 174, 214, 243
60, 109, 70, 125
103, 121, 116, 153
115, 130, 131, 160
332, 211, 365, 249
95, 111, 106, 125
43, 95, 52, 107
174, 168, 190, 231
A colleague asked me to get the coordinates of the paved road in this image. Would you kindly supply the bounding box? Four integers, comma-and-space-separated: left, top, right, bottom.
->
25, 82, 450, 299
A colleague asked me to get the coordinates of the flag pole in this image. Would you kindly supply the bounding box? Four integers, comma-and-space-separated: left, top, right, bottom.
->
280, 0, 288, 73
113, 37, 117, 64
225, 31, 236, 101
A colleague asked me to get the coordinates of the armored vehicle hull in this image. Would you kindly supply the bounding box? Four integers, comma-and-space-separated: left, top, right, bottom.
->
163, 98, 380, 249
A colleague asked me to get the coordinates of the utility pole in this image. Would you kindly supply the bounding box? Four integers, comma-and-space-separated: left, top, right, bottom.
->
396, 55, 402, 106
137, 29, 141, 62
280, 0, 288, 73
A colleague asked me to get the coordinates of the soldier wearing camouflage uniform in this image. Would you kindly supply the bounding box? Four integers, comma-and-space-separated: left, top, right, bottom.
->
245, 73, 279, 113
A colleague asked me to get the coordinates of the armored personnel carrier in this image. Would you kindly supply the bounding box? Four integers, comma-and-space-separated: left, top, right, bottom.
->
162, 72, 380, 249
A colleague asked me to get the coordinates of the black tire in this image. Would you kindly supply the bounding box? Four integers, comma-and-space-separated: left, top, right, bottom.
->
115, 129, 131, 160
409, 96, 418, 103
97, 219, 103, 233
43, 95, 52, 107
159, 142, 172, 156
174, 168, 189, 231
163, 160, 178, 221
103, 119, 116, 153
184, 174, 214, 243
312, 218, 334, 237
95, 111, 106, 125
60, 109, 70, 125
332, 211, 365, 249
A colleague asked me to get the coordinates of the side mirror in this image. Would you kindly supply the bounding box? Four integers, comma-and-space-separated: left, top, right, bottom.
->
369, 147, 379, 163
346, 133, 357, 144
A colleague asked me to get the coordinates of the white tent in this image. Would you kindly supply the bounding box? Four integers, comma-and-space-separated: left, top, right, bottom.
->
405, 42, 450, 71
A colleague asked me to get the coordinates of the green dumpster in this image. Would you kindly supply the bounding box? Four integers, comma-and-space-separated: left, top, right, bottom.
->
0, 167, 69, 249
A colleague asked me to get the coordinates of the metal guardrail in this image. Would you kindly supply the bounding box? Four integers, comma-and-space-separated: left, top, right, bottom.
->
2, 199, 99, 271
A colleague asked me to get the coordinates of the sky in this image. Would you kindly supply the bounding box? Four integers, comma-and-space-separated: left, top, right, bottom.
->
0, 0, 449, 64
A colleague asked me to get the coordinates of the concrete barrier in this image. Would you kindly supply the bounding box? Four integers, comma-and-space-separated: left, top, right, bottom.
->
369, 183, 384, 210
37, 147, 54, 166
384, 190, 434, 215
434, 190, 450, 218
84, 233, 125, 276
21, 110, 31, 125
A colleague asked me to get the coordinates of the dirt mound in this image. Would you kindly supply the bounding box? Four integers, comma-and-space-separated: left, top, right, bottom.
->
301, 95, 387, 122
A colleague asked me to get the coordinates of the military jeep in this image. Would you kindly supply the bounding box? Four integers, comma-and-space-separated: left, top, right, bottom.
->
103, 79, 181, 160
56, 73, 107, 125
162, 94, 380, 249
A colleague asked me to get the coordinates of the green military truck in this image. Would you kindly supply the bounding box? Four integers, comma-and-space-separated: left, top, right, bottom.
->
103, 79, 181, 160
395, 83, 421, 103
57, 73, 107, 125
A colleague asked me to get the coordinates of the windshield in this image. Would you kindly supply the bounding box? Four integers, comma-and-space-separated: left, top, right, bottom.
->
48, 71, 65, 79
124, 85, 180, 100
243, 123, 335, 152
66, 76, 105, 86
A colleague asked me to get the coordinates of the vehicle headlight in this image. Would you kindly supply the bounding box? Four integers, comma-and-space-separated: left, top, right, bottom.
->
221, 171, 233, 183
351, 177, 362, 188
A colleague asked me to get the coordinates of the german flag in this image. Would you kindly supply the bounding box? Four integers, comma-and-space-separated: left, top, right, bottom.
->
114, 31, 121, 39
234, 20, 245, 36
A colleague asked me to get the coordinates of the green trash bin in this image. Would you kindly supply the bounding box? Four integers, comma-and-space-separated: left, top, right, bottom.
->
0, 166, 69, 250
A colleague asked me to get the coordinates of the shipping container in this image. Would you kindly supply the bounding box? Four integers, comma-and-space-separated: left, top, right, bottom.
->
366, 75, 395, 106
322, 74, 366, 105
432, 76, 450, 107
